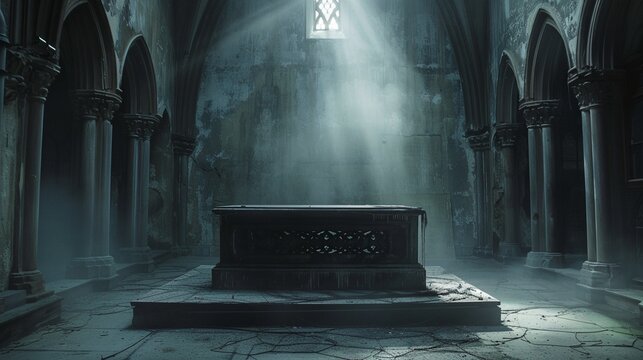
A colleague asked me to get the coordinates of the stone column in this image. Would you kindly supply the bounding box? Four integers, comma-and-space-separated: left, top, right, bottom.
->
466, 128, 492, 257
570, 68, 626, 288
8, 53, 59, 300
495, 123, 522, 257
136, 115, 159, 256
171, 134, 196, 255
66, 90, 121, 279
119, 114, 158, 268
0, 10, 8, 128
521, 100, 564, 268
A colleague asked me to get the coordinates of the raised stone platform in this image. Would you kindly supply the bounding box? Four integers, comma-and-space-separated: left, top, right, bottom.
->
131, 265, 500, 328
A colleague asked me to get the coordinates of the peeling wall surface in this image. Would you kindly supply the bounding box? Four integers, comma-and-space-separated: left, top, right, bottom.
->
193, 0, 473, 260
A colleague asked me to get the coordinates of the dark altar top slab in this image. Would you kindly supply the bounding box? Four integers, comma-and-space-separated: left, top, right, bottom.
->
211, 205, 427, 290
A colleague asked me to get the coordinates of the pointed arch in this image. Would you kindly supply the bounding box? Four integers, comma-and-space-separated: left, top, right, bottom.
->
12, 0, 118, 90
577, 0, 641, 69
524, 9, 571, 100
496, 53, 521, 125
120, 36, 158, 115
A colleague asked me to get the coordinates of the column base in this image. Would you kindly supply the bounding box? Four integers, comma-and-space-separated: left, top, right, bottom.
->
525, 251, 564, 268
580, 261, 625, 288
9, 270, 52, 302
66, 256, 116, 279
473, 245, 493, 258
171, 245, 190, 256
119, 247, 154, 272
498, 243, 523, 258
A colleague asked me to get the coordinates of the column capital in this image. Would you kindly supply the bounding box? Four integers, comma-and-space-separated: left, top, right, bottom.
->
120, 113, 160, 140
4, 47, 30, 103
465, 127, 490, 152
171, 133, 196, 156
72, 89, 122, 122
27, 57, 59, 99
568, 67, 626, 110
519, 99, 560, 128
494, 123, 521, 148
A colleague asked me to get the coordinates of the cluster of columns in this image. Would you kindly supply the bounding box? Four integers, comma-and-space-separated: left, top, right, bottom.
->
494, 123, 523, 258
466, 128, 493, 257
569, 68, 626, 288
519, 100, 564, 268
66, 90, 122, 279
171, 134, 195, 255
6, 48, 60, 299
118, 114, 159, 268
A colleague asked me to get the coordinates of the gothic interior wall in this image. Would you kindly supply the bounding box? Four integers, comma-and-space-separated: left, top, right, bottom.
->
192, 0, 473, 261
104, 0, 176, 254
488, 0, 586, 261
0, 0, 177, 286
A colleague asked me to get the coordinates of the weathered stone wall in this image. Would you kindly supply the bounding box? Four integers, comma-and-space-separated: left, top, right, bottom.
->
192, 0, 474, 261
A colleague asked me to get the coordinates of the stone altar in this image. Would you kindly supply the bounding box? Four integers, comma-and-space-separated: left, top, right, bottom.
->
211, 205, 427, 290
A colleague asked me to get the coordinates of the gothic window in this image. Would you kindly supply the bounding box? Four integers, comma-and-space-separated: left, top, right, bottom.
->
307, 0, 345, 39
314, 0, 341, 31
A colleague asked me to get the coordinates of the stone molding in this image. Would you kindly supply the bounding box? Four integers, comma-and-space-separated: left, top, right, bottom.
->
4, 46, 59, 103
72, 89, 122, 122
465, 127, 490, 152
120, 113, 160, 140
519, 100, 560, 128
494, 123, 521, 148
172, 133, 196, 156
568, 67, 626, 111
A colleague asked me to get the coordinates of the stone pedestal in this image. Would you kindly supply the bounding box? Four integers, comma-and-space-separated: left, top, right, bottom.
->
525, 251, 564, 268
66, 256, 116, 279
579, 261, 624, 288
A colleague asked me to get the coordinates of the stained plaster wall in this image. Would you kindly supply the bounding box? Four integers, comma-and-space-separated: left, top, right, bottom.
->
192, 0, 474, 261
488, 0, 583, 251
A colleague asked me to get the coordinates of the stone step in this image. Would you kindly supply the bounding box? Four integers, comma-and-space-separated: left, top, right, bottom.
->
631, 277, 643, 290
602, 288, 643, 323
0, 290, 26, 314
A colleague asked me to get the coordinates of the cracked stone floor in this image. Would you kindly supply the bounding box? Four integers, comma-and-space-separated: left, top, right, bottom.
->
1, 256, 642, 359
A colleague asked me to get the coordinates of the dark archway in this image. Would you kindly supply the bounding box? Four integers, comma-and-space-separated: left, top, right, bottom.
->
111, 36, 159, 263
39, 1, 118, 280
494, 54, 530, 259
522, 10, 585, 267
575, 0, 643, 283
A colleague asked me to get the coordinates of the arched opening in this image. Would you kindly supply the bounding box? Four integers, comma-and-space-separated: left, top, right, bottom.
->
39, 1, 117, 280
494, 54, 530, 259
111, 36, 159, 263
523, 11, 585, 267
617, 1, 643, 281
